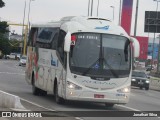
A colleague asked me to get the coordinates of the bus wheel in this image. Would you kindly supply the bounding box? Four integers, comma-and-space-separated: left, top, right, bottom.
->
105, 103, 114, 108
32, 76, 40, 95
54, 84, 64, 104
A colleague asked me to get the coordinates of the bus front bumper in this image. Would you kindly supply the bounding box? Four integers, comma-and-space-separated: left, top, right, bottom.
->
65, 90, 130, 104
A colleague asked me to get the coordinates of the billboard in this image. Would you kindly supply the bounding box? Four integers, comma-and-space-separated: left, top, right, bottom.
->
144, 11, 160, 33
135, 36, 149, 60
121, 0, 133, 35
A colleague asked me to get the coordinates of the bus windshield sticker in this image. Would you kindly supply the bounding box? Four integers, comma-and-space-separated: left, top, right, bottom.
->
93, 63, 100, 69
71, 41, 75, 45
95, 26, 109, 30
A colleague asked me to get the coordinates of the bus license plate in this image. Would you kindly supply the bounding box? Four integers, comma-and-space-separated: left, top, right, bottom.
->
94, 94, 104, 98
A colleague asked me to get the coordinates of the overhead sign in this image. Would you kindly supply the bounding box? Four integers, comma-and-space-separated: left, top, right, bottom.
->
144, 11, 160, 33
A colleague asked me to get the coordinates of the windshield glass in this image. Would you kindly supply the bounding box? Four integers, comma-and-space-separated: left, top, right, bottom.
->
132, 71, 147, 78
21, 56, 26, 59
69, 33, 131, 78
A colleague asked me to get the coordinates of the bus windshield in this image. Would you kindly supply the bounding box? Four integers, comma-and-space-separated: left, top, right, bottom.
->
69, 33, 131, 78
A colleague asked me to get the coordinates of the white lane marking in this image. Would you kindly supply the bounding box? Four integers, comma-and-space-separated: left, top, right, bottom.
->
75, 117, 84, 120
0, 72, 24, 75
20, 98, 56, 111
116, 104, 140, 111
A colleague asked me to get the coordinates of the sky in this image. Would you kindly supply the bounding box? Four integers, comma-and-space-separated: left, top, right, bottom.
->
0, 0, 159, 38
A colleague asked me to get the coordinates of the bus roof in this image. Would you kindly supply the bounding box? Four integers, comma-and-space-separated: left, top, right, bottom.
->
31, 22, 61, 28
31, 16, 129, 38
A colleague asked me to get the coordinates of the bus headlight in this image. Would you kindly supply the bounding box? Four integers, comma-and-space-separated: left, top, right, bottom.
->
67, 81, 82, 90
117, 86, 130, 93
145, 80, 149, 83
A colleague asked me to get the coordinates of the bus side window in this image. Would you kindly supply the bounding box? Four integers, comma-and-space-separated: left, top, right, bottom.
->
36, 28, 59, 49
57, 30, 66, 65
51, 28, 59, 50
51, 33, 58, 50
28, 28, 38, 47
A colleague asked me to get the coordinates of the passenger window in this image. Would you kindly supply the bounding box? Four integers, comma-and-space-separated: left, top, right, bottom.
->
36, 27, 59, 49
28, 28, 38, 47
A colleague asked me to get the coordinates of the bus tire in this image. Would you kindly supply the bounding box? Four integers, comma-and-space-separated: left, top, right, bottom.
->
32, 75, 40, 95
54, 84, 64, 104
105, 103, 114, 108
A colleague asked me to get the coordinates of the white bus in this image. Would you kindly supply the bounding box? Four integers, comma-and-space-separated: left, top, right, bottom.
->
25, 16, 139, 107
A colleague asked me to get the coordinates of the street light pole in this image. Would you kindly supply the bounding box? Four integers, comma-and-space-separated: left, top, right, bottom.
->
90, 0, 93, 16
119, 0, 122, 25
153, 0, 160, 71
97, 0, 99, 17
134, 0, 139, 37
27, 0, 35, 31
88, 0, 90, 16
157, 35, 160, 72
22, 0, 26, 55
110, 6, 114, 21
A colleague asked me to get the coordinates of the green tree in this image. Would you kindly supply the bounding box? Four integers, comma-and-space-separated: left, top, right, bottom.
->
0, 0, 5, 8
0, 33, 11, 54
0, 0, 11, 55
0, 21, 9, 33
9, 39, 22, 53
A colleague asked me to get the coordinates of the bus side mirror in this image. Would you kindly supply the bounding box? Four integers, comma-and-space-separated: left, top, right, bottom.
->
130, 37, 140, 57
64, 32, 71, 52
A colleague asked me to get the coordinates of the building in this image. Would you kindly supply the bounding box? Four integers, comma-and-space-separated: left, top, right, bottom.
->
10, 34, 22, 41
120, 0, 158, 61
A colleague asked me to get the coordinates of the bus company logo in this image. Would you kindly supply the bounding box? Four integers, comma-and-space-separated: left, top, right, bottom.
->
2, 112, 42, 118
51, 54, 58, 67
95, 26, 109, 30
82, 80, 116, 86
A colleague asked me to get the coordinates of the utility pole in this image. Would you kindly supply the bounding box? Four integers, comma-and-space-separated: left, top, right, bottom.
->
134, 0, 139, 37
22, 0, 26, 55
119, 0, 122, 25
152, 0, 159, 71
97, 0, 99, 17
90, 0, 93, 16
88, 0, 90, 16
157, 35, 160, 72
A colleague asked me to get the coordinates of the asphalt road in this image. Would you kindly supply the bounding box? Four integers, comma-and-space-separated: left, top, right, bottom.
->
0, 59, 160, 120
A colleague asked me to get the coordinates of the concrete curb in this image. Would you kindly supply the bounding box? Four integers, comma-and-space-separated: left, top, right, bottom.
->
150, 79, 160, 91
0, 90, 25, 109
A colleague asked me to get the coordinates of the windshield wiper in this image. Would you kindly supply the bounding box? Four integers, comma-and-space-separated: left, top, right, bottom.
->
82, 58, 100, 76
82, 57, 119, 78
103, 58, 119, 78
101, 47, 119, 78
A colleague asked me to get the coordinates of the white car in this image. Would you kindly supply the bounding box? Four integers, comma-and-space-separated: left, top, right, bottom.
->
19, 56, 27, 66
9, 53, 16, 59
